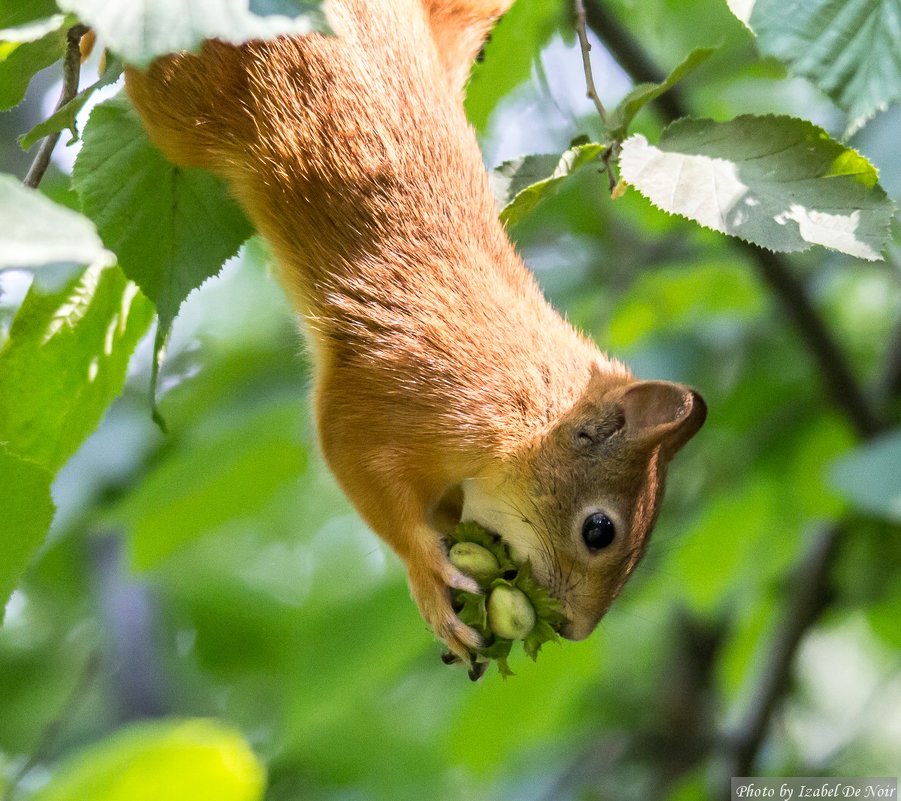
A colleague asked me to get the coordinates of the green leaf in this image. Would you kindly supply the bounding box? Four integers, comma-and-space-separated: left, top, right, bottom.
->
494, 142, 605, 227
0, 264, 154, 473
32, 718, 266, 801
72, 94, 253, 329
730, 0, 901, 135
0, 0, 60, 28
0, 14, 66, 41
122, 404, 307, 570
72, 93, 253, 402
0, 446, 54, 619
18, 53, 123, 151
607, 46, 716, 140
829, 429, 901, 523
464, 0, 563, 132
0, 20, 65, 110
456, 590, 488, 631
0, 173, 113, 269
57, 0, 328, 67
619, 114, 895, 260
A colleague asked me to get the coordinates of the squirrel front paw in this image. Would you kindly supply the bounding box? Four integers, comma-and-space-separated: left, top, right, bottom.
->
407, 541, 483, 663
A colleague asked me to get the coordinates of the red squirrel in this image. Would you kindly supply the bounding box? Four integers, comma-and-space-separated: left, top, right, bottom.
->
125, 0, 706, 662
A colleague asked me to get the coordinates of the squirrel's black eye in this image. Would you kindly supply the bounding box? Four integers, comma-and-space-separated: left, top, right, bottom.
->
582, 512, 615, 552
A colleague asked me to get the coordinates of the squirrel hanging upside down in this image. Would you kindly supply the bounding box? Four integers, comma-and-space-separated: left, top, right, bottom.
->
125, 0, 706, 663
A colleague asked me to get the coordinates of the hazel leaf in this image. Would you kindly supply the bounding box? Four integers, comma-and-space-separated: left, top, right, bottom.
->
493, 142, 605, 227
619, 114, 895, 261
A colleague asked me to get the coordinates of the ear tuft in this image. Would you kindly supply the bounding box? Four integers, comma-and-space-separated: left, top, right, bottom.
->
621, 381, 707, 456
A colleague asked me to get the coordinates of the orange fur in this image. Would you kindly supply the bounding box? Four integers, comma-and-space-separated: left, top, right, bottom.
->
125, 0, 705, 660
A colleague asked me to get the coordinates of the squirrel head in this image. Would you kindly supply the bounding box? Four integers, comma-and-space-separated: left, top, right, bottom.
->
462, 367, 706, 641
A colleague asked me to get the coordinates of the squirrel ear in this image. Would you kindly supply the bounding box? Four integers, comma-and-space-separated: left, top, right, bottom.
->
620, 381, 707, 456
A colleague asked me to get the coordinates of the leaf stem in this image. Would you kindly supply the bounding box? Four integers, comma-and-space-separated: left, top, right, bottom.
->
23, 24, 89, 190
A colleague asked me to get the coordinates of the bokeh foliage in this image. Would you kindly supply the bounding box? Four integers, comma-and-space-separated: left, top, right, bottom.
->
1, 0, 900, 800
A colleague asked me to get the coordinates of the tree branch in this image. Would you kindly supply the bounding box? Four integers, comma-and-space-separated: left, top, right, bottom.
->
582, 0, 882, 439
717, 523, 842, 788
22, 24, 88, 190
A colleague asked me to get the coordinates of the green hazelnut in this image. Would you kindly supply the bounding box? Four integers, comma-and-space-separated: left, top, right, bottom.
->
449, 542, 500, 583
487, 585, 536, 640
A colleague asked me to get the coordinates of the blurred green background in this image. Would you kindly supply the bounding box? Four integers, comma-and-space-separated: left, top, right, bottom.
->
1, 1, 900, 800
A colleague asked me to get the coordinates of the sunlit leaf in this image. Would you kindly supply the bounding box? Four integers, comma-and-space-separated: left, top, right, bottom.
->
0, 174, 113, 269
56, 0, 328, 66
72, 93, 253, 418
0, 446, 54, 618
619, 115, 895, 260
0, 14, 66, 42
607, 46, 716, 139
494, 142, 604, 227
0, 19, 65, 110
0, 264, 153, 472
0, 0, 60, 28
729, 0, 901, 134
73, 94, 252, 331
829, 429, 901, 522
33, 718, 266, 801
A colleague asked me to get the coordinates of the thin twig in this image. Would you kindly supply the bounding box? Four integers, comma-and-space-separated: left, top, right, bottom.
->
2, 650, 101, 801
581, 0, 882, 439
22, 24, 89, 190
581, 0, 684, 124
573, 0, 608, 126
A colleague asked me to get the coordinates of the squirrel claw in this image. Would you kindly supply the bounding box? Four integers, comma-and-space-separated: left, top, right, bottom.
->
441, 649, 487, 682
468, 660, 488, 681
